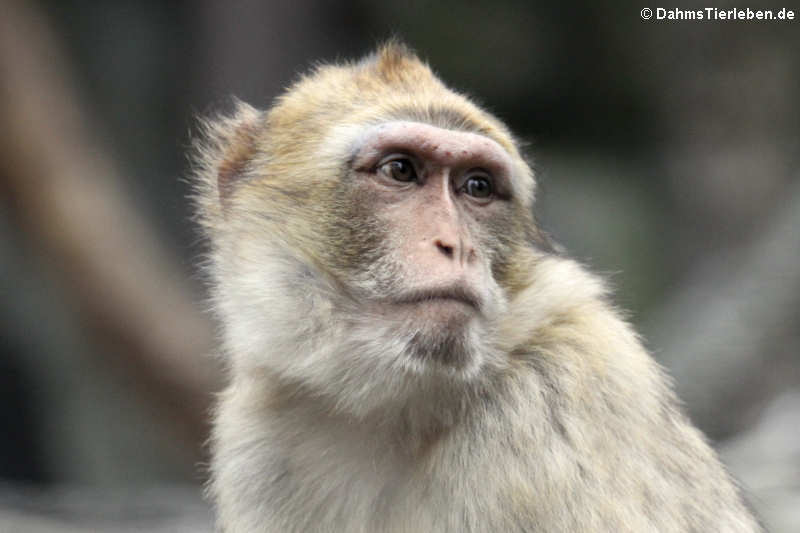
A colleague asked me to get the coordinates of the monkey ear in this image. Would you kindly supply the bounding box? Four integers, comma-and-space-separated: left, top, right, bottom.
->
193, 100, 262, 215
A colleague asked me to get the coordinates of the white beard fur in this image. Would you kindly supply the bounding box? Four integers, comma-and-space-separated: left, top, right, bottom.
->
208, 242, 760, 533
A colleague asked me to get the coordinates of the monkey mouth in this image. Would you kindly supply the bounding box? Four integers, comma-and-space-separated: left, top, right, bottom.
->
393, 286, 481, 310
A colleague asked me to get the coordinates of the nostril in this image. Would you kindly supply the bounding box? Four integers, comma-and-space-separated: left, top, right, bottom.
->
435, 240, 454, 258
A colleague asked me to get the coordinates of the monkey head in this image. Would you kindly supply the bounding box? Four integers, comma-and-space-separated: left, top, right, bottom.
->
194, 43, 546, 416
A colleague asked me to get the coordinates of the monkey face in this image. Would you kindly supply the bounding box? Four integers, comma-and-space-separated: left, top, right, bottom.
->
196, 46, 541, 409
316, 120, 525, 370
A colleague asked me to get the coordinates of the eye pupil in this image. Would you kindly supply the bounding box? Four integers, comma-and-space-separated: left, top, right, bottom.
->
381, 159, 416, 182
465, 176, 492, 198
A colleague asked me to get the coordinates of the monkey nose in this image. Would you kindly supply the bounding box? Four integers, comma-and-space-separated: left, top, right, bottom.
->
432, 236, 476, 267
435, 239, 455, 258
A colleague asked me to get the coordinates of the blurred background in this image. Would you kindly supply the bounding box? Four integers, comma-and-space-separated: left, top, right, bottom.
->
1, 0, 798, 531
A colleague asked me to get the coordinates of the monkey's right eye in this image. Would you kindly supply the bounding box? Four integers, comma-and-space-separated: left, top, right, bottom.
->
378, 158, 417, 183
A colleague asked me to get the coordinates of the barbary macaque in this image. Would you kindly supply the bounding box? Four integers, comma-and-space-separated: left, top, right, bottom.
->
193, 43, 761, 532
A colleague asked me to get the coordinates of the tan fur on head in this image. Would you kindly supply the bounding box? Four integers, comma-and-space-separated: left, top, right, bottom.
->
193, 42, 533, 222
193, 43, 761, 533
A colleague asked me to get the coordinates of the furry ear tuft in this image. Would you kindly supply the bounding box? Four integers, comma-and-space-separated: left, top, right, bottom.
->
216, 115, 260, 201
191, 100, 262, 226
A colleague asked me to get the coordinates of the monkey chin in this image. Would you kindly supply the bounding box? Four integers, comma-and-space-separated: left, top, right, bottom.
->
388, 299, 485, 373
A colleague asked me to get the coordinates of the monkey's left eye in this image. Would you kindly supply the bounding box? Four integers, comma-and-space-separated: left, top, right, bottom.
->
378, 158, 417, 182
462, 175, 493, 199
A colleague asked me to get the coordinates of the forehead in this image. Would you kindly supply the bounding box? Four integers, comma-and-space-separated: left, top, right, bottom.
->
317, 119, 534, 203
354, 121, 513, 170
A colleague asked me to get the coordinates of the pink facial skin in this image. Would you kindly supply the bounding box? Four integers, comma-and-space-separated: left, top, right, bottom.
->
350, 121, 515, 322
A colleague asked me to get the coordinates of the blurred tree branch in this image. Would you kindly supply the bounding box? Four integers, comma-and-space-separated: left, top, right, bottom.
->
0, 0, 221, 458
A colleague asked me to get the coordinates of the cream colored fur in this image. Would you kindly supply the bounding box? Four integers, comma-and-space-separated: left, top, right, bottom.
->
195, 44, 761, 532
